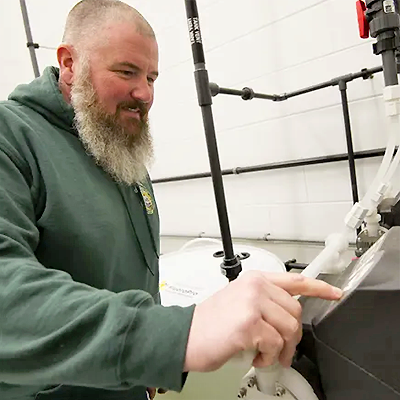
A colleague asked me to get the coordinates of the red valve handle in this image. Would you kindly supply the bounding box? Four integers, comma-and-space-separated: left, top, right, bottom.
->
356, 0, 369, 39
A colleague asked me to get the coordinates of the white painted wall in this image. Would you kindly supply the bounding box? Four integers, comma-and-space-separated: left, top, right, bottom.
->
1, 0, 398, 242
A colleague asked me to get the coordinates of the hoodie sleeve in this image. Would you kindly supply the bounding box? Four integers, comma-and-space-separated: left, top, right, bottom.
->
0, 138, 195, 391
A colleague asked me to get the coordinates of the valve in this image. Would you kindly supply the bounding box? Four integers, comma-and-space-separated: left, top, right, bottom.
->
357, 0, 370, 38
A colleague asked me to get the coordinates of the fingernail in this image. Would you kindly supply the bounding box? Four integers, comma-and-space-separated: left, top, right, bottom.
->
333, 287, 343, 298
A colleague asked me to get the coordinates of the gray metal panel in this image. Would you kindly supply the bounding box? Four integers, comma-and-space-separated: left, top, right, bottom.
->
312, 227, 400, 398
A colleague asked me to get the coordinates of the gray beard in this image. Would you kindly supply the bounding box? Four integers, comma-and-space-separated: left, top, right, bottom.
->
70, 64, 154, 186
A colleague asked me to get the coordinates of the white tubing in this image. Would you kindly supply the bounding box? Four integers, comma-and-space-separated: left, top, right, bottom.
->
365, 209, 382, 237
255, 364, 283, 396
300, 100, 400, 280
300, 246, 339, 280
279, 367, 319, 400
255, 90, 400, 400
382, 114, 400, 183
360, 103, 399, 212
300, 227, 351, 280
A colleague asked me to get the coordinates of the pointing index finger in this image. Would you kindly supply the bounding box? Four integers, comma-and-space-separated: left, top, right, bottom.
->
263, 273, 343, 300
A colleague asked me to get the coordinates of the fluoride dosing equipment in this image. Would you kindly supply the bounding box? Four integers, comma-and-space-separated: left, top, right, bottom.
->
180, 1, 400, 399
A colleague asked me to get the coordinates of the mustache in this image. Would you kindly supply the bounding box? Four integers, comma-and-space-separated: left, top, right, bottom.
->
117, 100, 148, 119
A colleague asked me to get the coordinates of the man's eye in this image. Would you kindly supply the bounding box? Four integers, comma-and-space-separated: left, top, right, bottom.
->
147, 77, 155, 84
118, 70, 134, 77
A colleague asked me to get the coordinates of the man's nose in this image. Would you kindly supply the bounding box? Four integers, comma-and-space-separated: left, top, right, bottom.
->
130, 79, 152, 104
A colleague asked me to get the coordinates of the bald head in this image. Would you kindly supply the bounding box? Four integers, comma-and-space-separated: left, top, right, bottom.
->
62, 0, 155, 54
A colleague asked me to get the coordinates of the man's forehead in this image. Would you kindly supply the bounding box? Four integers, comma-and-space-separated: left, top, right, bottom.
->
100, 20, 156, 45
87, 24, 158, 66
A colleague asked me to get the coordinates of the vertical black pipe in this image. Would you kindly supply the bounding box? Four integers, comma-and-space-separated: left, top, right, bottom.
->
339, 80, 361, 235
338, 81, 360, 205
184, 0, 241, 281
19, 0, 40, 78
382, 50, 399, 85
365, 0, 400, 85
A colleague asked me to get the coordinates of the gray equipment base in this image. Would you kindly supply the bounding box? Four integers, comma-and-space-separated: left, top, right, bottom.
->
298, 226, 400, 400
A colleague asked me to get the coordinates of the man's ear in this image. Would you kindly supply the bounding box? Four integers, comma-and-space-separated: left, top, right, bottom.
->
57, 44, 75, 86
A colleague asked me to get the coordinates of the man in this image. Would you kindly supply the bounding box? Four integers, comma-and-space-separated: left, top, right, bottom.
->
0, 1, 342, 399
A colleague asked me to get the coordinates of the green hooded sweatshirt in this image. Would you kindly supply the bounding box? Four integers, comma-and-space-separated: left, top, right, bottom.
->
0, 67, 194, 400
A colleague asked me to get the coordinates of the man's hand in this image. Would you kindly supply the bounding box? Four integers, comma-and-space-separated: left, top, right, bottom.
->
184, 271, 342, 372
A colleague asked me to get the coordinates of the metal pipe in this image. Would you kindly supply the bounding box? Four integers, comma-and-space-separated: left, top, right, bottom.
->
339, 80, 361, 235
209, 66, 383, 101
382, 49, 399, 85
284, 260, 309, 271
365, 0, 399, 85
152, 148, 390, 184
339, 80, 359, 205
209, 83, 279, 101
184, 0, 241, 281
19, 0, 40, 78
161, 234, 357, 247
284, 66, 383, 99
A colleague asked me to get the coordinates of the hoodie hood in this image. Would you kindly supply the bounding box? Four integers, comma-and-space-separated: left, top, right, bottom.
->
8, 66, 76, 135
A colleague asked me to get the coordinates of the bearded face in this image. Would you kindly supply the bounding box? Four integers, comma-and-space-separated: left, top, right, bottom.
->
70, 58, 154, 186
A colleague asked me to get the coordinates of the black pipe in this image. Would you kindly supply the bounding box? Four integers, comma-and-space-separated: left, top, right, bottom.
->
365, 0, 400, 86
339, 80, 359, 206
282, 66, 383, 100
338, 80, 362, 236
19, 0, 40, 78
209, 66, 383, 101
382, 50, 399, 85
285, 259, 309, 271
152, 148, 391, 184
209, 83, 279, 101
184, 0, 241, 281
209, 66, 382, 240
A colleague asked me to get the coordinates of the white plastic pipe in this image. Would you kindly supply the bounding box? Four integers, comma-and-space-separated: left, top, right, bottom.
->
360, 92, 399, 213
254, 87, 400, 400
300, 242, 341, 280
300, 227, 352, 280
299, 96, 400, 281
255, 364, 282, 395
365, 209, 382, 237
279, 367, 319, 400
381, 114, 400, 183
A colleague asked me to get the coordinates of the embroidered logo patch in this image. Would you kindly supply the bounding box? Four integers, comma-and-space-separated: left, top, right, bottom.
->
139, 184, 154, 215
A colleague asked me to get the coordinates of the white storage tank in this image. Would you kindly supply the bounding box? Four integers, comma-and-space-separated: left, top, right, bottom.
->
159, 239, 286, 400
